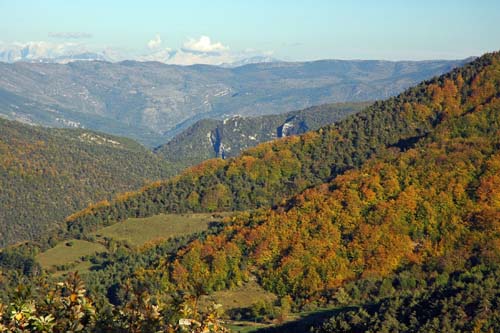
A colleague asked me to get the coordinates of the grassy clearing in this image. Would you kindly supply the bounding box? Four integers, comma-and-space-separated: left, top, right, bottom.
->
226, 322, 269, 333
201, 278, 277, 333
37, 213, 228, 275
227, 308, 344, 333
36, 239, 106, 270
201, 278, 340, 333
246, 307, 344, 333
202, 278, 277, 311
51, 261, 95, 278
95, 213, 222, 247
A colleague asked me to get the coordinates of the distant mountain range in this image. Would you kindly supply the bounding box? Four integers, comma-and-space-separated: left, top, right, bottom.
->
0, 58, 471, 146
0, 42, 278, 66
0, 41, 279, 65
219, 55, 280, 68
0, 42, 110, 64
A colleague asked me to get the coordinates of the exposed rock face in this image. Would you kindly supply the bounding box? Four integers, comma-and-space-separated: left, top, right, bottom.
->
155, 102, 371, 168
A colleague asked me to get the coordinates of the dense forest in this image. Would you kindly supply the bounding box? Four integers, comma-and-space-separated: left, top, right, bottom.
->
0, 52, 499, 332
313, 264, 500, 332
170, 72, 500, 302
0, 121, 175, 246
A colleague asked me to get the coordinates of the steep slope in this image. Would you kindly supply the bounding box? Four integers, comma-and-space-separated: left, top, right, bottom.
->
0, 119, 174, 246
28, 51, 499, 332
155, 102, 369, 168
174, 97, 500, 298
0, 59, 467, 146
2, 52, 499, 333
61, 54, 494, 248
159, 51, 500, 300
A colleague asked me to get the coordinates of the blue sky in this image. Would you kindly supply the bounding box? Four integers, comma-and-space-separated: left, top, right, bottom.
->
0, 0, 498, 63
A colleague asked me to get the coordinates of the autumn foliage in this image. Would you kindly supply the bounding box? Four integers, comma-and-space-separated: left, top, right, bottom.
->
169, 52, 500, 303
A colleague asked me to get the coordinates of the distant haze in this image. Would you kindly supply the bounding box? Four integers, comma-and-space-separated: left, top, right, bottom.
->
0, 0, 498, 65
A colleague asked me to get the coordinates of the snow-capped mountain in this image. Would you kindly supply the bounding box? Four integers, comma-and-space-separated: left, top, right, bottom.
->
219, 55, 280, 68
0, 41, 280, 66
0, 41, 113, 63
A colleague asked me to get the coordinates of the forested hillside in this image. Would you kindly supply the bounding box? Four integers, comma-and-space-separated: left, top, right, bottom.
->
32, 51, 499, 331
0, 119, 174, 246
173, 79, 500, 300
155, 102, 369, 169
313, 265, 500, 332
1, 52, 498, 332
165, 51, 500, 330
62, 53, 495, 242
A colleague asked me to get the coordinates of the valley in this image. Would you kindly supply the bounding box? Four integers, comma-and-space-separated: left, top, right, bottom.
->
1, 52, 497, 332
0, 59, 467, 146
0, 4, 498, 330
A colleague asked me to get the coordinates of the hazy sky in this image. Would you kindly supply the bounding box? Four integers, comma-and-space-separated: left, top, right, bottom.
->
0, 0, 499, 62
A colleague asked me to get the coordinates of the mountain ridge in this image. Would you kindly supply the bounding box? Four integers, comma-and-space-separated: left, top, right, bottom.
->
1, 51, 499, 333
111, 51, 500, 313
0, 58, 469, 146
59, 53, 496, 246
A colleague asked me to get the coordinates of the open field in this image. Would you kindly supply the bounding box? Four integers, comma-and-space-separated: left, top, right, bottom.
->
202, 278, 277, 311
226, 322, 269, 333
36, 239, 106, 270
201, 278, 277, 333
95, 213, 223, 247
227, 307, 345, 333
51, 261, 95, 278
36, 213, 229, 275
